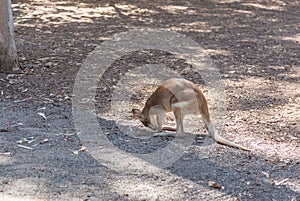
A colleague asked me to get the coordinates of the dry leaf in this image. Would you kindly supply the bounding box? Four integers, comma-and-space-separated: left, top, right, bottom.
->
37, 112, 47, 120
79, 146, 88, 152
16, 137, 35, 144
71, 150, 79, 155
208, 181, 222, 189
0, 128, 9, 132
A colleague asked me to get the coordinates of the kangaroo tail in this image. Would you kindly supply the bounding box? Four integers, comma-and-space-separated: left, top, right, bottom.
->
204, 120, 251, 151
212, 132, 251, 151
162, 126, 177, 131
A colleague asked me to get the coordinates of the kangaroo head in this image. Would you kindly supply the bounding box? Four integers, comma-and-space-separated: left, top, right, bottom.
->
132, 109, 151, 127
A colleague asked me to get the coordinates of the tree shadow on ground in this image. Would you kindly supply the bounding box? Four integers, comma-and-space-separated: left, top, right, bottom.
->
2, 0, 299, 200
1, 116, 298, 200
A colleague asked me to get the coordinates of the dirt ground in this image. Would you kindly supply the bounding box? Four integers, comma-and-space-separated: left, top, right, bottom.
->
0, 0, 299, 200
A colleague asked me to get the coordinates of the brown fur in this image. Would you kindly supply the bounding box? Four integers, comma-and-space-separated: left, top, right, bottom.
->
133, 78, 251, 151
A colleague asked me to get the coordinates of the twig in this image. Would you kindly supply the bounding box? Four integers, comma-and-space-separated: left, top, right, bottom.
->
17, 144, 34, 150
275, 178, 289, 186
14, 97, 32, 103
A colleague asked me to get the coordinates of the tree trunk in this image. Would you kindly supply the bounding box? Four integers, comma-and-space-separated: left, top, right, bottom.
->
0, 0, 19, 73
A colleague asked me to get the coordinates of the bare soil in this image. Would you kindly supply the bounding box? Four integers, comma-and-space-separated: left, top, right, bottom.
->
0, 0, 299, 200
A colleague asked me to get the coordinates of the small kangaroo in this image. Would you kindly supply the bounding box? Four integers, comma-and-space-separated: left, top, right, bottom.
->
132, 78, 251, 151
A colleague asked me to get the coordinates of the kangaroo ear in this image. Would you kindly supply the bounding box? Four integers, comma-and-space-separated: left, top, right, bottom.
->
132, 109, 143, 119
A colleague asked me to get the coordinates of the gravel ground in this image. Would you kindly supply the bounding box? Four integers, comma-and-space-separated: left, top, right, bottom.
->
0, 0, 299, 200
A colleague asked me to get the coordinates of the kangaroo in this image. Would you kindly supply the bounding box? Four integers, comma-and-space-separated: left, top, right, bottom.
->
132, 78, 251, 151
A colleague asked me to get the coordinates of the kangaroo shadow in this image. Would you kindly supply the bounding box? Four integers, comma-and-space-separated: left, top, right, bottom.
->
98, 117, 215, 155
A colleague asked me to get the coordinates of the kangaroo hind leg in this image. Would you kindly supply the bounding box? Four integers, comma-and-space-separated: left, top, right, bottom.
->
171, 102, 185, 137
